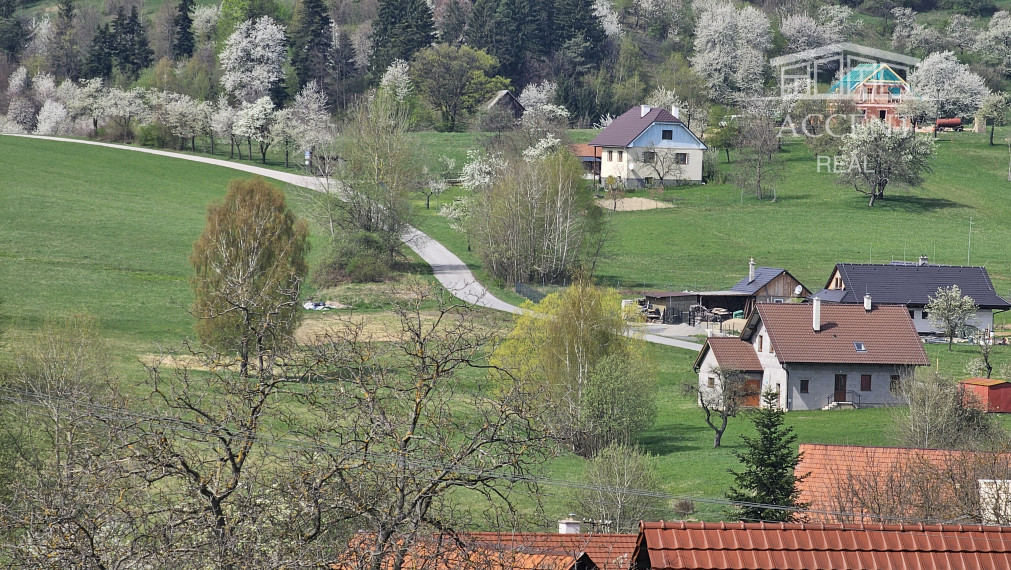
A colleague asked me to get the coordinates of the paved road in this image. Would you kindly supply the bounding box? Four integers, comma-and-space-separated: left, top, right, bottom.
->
8, 134, 702, 351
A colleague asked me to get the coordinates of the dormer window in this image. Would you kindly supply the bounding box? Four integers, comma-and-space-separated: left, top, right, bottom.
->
854, 342, 867, 353
662, 129, 673, 140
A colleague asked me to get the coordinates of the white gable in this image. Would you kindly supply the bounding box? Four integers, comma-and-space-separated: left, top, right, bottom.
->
630, 122, 707, 150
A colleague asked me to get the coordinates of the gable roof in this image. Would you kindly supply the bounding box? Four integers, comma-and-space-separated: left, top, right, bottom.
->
635, 520, 1011, 569
744, 303, 928, 365
820, 263, 1011, 309
482, 90, 524, 112
693, 337, 763, 372
795, 443, 1011, 525
828, 62, 908, 94
728, 267, 807, 296
588, 105, 683, 147
467, 532, 637, 570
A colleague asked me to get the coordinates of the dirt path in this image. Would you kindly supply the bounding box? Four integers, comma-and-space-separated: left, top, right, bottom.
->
596, 196, 672, 211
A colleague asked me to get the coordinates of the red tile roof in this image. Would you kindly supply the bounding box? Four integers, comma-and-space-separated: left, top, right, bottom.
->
468, 532, 637, 570
793, 444, 1011, 524
751, 303, 928, 365
589, 106, 682, 147
635, 520, 1011, 569
334, 532, 636, 570
693, 337, 763, 372
568, 143, 602, 159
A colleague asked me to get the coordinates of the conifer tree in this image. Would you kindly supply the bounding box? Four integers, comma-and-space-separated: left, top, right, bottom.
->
111, 6, 153, 79
371, 0, 434, 76
553, 0, 604, 49
727, 391, 808, 522
83, 23, 114, 79
172, 0, 195, 59
289, 0, 331, 89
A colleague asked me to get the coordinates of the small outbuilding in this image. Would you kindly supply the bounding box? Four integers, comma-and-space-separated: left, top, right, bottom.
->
960, 378, 1011, 413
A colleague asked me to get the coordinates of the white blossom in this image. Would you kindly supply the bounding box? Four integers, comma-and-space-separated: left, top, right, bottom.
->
976, 11, 1011, 75
379, 59, 413, 103
780, 13, 822, 53
522, 133, 562, 162
351, 21, 374, 71
290, 81, 332, 149
34, 100, 69, 135
7, 67, 27, 96
460, 149, 506, 192
192, 5, 220, 41
32, 73, 57, 102
908, 51, 989, 119
691, 1, 769, 102
519, 80, 557, 111
234, 96, 275, 143
211, 95, 238, 141
219, 16, 287, 103
594, 113, 614, 129
24, 16, 52, 59
593, 0, 623, 38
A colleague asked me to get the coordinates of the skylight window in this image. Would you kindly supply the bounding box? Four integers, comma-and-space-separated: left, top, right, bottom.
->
854, 342, 867, 353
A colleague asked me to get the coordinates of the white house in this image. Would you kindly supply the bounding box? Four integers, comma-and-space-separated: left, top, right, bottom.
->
589, 105, 706, 187
812, 259, 1011, 335
694, 299, 928, 411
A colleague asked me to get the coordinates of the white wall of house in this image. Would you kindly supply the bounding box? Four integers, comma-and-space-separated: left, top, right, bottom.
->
599, 123, 705, 187
752, 323, 788, 409
907, 307, 995, 335
599, 146, 629, 182
784, 364, 912, 411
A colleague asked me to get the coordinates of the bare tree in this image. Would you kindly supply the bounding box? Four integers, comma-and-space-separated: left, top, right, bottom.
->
684, 367, 758, 448
896, 370, 1004, 450
570, 443, 667, 533
735, 112, 780, 201
641, 145, 688, 186
288, 282, 550, 570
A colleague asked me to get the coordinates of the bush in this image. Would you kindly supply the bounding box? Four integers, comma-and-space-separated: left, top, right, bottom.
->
137, 123, 172, 148
313, 231, 394, 286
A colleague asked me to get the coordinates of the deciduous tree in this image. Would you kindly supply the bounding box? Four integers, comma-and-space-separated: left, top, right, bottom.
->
570, 443, 665, 533
190, 176, 309, 377
908, 51, 989, 121
410, 43, 506, 131
684, 366, 758, 448
219, 15, 286, 103
927, 284, 979, 351
838, 119, 935, 207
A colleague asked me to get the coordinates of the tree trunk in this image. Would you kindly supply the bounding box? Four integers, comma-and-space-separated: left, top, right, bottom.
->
991, 123, 996, 146
247, 138, 252, 160
725, 148, 731, 163
948, 334, 954, 352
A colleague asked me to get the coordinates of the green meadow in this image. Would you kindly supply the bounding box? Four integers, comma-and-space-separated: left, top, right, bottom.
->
4, 131, 1011, 523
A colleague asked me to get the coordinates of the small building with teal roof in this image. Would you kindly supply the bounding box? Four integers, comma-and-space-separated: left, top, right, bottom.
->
828, 63, 912, 128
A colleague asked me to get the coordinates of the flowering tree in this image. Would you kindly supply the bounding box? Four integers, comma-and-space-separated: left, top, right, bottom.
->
691, 1, 770, 103
976, 11, 1011, 77
234, 96, 275, 163
379, 58, 413, 103
838, 120, 935, 207
908, 51, 989, 120
289, 80, 332, 151
219, 16, 286, 103
211, 95, 239, 158
35, 99, 69, 134
593, 0, 623, 38
99, 87, 147, 142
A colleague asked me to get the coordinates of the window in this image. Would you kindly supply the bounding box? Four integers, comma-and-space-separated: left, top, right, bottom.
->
879, 110, 887, 120
854, 341, 866, 352
773, 298, 785, 303
662, 129, 673, 140
800, 379, 810, 393
643, 151, 656, 164
757, 335, 763, 352
675, 152, 688, 165
832, 276, 842, 289
617, 151, 623, 161
861, 374, 872, 391
644, 177, 654, 186
607, 150, 613, 161
708, 377, 715, 388
921, 310, 929, 319
890, 374, 901, 392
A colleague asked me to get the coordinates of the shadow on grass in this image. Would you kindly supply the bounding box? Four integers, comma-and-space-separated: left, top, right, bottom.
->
865, 194, 965, 213
638, 423, 724, 455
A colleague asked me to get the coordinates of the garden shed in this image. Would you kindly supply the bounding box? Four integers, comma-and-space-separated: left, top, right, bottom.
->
960, 378, 1011, 413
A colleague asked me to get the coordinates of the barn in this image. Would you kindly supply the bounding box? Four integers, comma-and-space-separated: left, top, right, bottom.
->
960, 378, 1011, 413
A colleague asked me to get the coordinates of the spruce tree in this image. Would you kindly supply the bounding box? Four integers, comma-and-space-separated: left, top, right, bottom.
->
84, 23, 114, 79
726, 391, 808, 522
371, 0, 434, 75
439, 0, 468, 45
553, 0, 604, 49
111, 6, 153, 79
289, 0, 331, 89
172, 0, 195, 59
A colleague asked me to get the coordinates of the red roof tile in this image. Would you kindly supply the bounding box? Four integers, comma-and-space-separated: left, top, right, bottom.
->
589, 106, 682, 147
635, 520, 1011, 569
468, 532, 637, 570
568, 143, 602, 159
752, 303, 928, 365
693, 337, 763, 372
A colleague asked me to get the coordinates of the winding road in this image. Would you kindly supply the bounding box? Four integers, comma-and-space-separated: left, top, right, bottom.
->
9, 134, 702, 351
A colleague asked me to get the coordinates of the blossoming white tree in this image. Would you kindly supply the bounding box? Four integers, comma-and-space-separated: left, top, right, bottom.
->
234, 96, 275, 163
219, 16, 287, 103
908, 51, 989, 120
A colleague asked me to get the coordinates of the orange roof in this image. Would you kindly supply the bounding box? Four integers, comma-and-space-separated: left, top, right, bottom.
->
693, 337, 763, 372
334, 531, 635, 570
467, 532, 637, 570
568, 143, 602, 159
794, 444, 1011, 524
635, 520, 1011, 569
750, 303, 928, 365
961, 378, 1011, 387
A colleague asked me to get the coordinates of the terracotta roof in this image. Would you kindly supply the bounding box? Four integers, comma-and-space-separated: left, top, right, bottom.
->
568, 144, 602, 159
822, 263, 1011, 309
635, 520, 1011, 569
334, 532, 635, 570
589, 106, 682, 147
693, 337, 763, 372
468, 532, 637, 570
748, 303, 928, 365
792, 444, 1011, 524
961, 378, 1011, 387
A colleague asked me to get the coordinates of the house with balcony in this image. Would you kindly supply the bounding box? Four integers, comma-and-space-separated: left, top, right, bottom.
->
828, 62, 912, 128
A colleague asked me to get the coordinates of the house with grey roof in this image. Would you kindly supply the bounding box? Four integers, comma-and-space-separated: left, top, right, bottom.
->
730, 259, 811, 316
813, 258, 1011, 335
589, 105, 706, 187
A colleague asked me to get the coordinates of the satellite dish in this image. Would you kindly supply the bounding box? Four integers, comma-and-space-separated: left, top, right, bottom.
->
628, 162, 636, 171
794, 285, 803, 296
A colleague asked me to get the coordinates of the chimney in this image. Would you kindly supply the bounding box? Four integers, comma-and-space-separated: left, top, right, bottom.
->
672, 106, 680, 119
558, 515, 581, 534
812, 297, 822, 332
918, 255, 929, 266
748, 258, 755, 283
640, 104, 651, 117
864, 294, 872, 312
